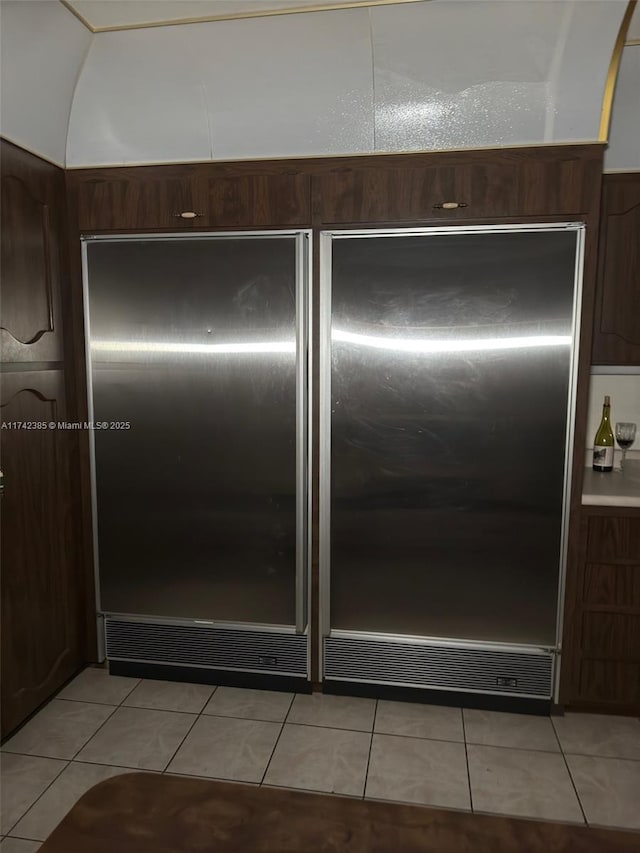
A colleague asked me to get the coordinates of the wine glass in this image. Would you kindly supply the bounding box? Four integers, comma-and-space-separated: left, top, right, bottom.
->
615, 422, 636, 472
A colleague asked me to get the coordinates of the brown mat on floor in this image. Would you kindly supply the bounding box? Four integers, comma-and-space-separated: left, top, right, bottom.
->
38, 772, 638, 853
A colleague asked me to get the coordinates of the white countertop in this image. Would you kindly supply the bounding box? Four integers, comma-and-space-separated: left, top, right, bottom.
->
582, 466, 640, 508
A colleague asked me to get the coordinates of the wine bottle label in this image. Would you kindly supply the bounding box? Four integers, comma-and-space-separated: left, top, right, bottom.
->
593, 446, 614, 469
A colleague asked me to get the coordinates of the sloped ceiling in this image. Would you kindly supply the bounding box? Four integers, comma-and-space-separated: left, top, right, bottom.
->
1, 0, 637, 169
0, 0, 92, 165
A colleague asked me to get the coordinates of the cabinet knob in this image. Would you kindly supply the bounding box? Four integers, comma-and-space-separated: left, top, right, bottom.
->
432, 201, 468, 210
173, 211, 203, 219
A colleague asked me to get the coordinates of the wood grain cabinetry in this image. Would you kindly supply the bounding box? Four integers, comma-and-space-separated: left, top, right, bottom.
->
0, 140, 85, 738
66, 144, 602, 232
68, 166, 311, 231
317, 147, 602, 224
561, 509, 640, 713
0, 372, 81, 736
591, 173, 640, 365
1, 144, 67, 363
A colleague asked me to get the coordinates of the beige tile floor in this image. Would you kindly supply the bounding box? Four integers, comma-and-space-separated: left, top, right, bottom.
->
1, 667, 639, 850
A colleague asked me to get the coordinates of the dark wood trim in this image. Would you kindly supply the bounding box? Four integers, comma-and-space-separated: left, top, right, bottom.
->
63, 174, 99, 662
557, 168, 603, 707
66, 143, 605, 180
581, 504, 640, 518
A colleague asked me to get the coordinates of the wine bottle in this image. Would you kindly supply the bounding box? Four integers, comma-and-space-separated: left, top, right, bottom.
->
592, 395, 614, 472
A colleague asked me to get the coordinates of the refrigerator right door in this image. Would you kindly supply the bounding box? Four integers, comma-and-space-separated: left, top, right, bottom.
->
323, 226, 582, 649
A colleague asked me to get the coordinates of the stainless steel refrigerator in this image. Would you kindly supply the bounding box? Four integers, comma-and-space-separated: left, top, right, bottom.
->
83, 232, 310, 683
320, 224, 584, 703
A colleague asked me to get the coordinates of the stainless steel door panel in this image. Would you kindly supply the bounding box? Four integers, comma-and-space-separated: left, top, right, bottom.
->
86, 236, 303, 625
326, 229, 579, 646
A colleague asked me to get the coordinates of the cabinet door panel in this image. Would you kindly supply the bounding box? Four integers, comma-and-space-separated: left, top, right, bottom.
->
0, 141, 65, 363
592, 173, 640, 364
578, 660, 640, 706
586, 516, 640, 563
0, 371, 81, 737
74, 170, 311, 231
197, 173, 310, 226
583, 563, 640, 608
581, 612, 640, 659
75, 175, 200, 230
318, 153, 593, 224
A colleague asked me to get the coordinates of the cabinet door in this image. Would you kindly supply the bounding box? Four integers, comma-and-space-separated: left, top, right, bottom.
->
74, 172, 201, 231
195, 173, 310, 227
570, 513, 640, 711
592, 173, 640, 364
318, 150, 596, 224
73, 169, 311, 231
0, 371, 82, 737
0, 142, 66, 363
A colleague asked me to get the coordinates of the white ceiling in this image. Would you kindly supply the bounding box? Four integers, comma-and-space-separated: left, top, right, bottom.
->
65, 0, 422, 30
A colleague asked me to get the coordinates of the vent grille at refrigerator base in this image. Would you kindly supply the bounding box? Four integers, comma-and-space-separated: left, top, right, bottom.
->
324, 635, 554, 698
105, 618, 308, 677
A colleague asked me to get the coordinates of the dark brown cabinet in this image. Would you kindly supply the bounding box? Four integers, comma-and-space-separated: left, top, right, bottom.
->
68, 166, 311, 231
66, 143, 602, 234
1, 146, 66, 364
318, 147, 602, 224
561, 509, 640, 713
1, 140, 85, 738
0, 372, 81, 736
592, 173, 640, 365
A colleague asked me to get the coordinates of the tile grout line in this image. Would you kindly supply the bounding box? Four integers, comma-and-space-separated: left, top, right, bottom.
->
361, 699, 378, 801
5, 736, 637, 766
159, 682, 220, 774
114, 674, 140, 707
8, 676, 639, 834
258, 724, 287, 788
69, 703, 120, 763
461, 709, 474, 813
551, 716, 589, 826
160, 707, 203, 775
117, 685, 218, 716
257, 691, 296, 786
4, 757, 70, 839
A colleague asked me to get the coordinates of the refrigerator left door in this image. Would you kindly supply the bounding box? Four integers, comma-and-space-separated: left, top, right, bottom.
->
84, 233, 308, 628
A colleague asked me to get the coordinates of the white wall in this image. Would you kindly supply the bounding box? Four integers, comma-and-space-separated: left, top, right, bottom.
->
0, 0, 92, 165
66, 7, 374, 165
585, 373, 640, 463
0, 0, 630, 168
65, 0, 626, 167
0, 0, 635, 169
